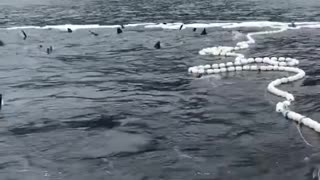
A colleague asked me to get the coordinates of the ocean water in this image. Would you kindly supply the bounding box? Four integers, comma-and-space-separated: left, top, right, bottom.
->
0, 0, 320, 180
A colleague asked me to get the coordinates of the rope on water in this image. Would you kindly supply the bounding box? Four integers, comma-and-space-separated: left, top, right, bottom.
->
296, 123, 313, 147
188, 27, 320, 133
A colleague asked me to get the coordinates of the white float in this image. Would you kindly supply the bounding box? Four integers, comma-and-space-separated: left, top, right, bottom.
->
188, 26, 320, 134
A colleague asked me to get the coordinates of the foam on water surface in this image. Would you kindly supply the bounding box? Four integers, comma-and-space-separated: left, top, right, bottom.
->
4, 21, 320, 31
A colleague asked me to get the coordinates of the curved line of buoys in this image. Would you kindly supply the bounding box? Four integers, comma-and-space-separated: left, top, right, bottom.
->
188, 27, 320, 133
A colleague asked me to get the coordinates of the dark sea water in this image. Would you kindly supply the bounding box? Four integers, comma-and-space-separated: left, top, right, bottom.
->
0, 0, 320, 180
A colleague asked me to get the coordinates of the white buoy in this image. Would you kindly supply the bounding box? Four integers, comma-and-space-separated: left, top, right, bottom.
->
276, 102, 285, 112
199, 51, 206, 55
240, 59, 248, 64
285, 57, 292, 61
204, 64, 211, 69
188, 67, 193, 73
234, 61, 241, 66
198, 69, 205, 74
212, 64, 219, 69
226, 62, 233, 66
287, 62, 295, 66
198, 65, 205, 69
235, 57, 242, 62
271, 57, 277, 61
250, 65, 258, 71
243, 65, 250, 70
247, 58, 254, 63
266, 66, 274, 71
220, 68, 227, 72
194, 68, 201, 74
228, 67, 235, 72
235, 66, 242, 71
280, 78, 289, 83
213, 50, 220, 56
207, 69, 214, 74
219, 63, 226, 68
213, 69, 220, 73
263, 57, 270, 62
255, 57, 263, 63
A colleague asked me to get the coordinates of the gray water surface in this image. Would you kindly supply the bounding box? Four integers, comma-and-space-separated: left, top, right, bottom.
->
0, 0, 320, 180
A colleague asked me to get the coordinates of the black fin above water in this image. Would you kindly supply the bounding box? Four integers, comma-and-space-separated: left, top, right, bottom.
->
21, 30, 27, 40
154, 41, 161, 49
121, 24, 125, 29
179, 24, 183, 30
46, 46, 53, 54
117, 27, 123, 34
89, 30, 99, 36
193, 28, 197, 32
289, 21, 296, 27
0, 94, 2, 110
67, 28, 73, 33
0, 40, 4, 46
201, 28, 207, 35
39, 45, 43, 48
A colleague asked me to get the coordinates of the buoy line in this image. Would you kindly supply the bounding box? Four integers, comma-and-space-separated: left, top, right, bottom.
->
188, 27, 320, 133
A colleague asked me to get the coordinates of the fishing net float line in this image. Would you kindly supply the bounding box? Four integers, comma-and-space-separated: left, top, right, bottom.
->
188, 27, 320, 133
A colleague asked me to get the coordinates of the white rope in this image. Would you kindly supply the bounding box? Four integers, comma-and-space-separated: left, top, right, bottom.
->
188, 27, 320, 133
296, 123, 313, 147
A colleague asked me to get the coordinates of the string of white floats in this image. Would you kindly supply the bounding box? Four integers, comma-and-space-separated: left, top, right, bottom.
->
188, 27, 320, 133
